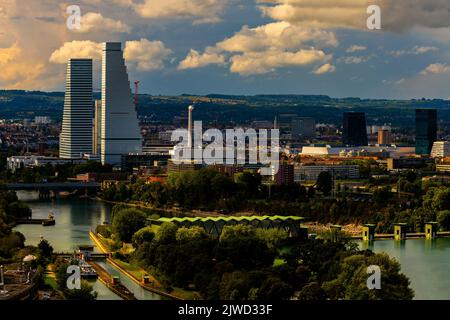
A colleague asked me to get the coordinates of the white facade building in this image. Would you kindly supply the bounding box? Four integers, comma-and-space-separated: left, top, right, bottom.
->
59, 59, 93, 159
301, 145, 415, 158
34, 116, 51, 125
430, 141, 450, 158
7, 156, 87, 172
294, 165, 360, 182
101, 42, 142, 165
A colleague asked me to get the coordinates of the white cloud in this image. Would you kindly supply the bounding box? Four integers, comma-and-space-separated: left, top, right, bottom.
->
338, 56, 370, 64
346, 45, 367, 53
50, 39, 172, 72
77, 12, 131, 33
180, 21, 335, 75
420, 63, 450, 75
178, 48, 226, 70
229, 49, 329, 75
313, 63, 336, 75
389, 46, 439, 56
134, 0, 228, 25
124, 38, 173, 71
257, 0, 373, 29
0, 43, 45, 88
217, 22, 338, 53
257, 0, 450, 32
49, 41, 103, 64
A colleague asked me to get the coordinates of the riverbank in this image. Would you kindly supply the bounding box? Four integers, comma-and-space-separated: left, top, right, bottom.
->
96, 198, 367, 234
89, 230, 188, 300
89, 261, 136, 300
94, 197, 276, 218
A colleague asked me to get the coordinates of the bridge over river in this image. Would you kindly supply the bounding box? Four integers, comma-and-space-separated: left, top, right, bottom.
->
7, 182, 101, 199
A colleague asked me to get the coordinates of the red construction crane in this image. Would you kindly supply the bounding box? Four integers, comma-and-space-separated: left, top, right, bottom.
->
134, 81, 140, 113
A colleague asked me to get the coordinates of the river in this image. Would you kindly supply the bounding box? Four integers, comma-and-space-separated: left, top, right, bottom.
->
14, 191, 162, 301
361, 238, 450, 300
14, 191, 449, 300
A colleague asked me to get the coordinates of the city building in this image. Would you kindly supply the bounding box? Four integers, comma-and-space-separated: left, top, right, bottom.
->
435, 164, 450, 173
342, 112, 368, 146
294, 164, 360, 182
92, 100, 102, 155
415, 109, 437, 155
301, 145, 415, 158
158, 130, 174, 142
386, 157, 429, 171
59, 59, 93, 159
378, 129, 392, 145
121, 153, 169, 172
273, 163, 294, 185
34, 116, 51, 125
430, 141, 450, 158
142, 144, 174, 156
7, 156, 87, 172
101, 42, 142, 165
73, 172, 130, 183
291, 117, 315, 139
167, 159, 203, 174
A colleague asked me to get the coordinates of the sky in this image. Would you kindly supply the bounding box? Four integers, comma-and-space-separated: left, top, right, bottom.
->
2, 0, 450, 99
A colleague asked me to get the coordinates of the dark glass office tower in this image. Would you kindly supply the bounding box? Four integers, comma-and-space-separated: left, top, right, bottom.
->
415, 109, 437, 155
342, 112, 368, 146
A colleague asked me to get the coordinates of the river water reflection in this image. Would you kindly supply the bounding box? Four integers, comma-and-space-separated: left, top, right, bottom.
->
15, 192, 449, 300
14, 191, 162, 300
361, 238, 450, 300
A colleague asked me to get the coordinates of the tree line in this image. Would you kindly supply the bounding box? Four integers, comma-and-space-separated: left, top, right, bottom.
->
100, 207, 414, 300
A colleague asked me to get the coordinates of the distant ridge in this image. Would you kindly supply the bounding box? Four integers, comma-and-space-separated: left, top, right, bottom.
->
1, 90, 450, 126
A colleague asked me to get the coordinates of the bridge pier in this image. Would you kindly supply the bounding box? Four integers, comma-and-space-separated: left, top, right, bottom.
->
7, 183, 101, 198
362, 224, 376, 241
425, 222, 438, 239
394, 223, 407, 241
38, 189, 51, 201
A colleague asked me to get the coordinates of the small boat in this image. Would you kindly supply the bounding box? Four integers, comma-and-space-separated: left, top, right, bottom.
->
42, 213, 56, 226
79, 260, 98, 279
42, 219, 55, 226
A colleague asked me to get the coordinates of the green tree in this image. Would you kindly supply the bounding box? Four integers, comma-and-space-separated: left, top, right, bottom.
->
437, 210, 450, 231
155, 222, 178, 244
65, 281, 98, 300
431, 188, 450, 211
373, 186, 392, 206
297, 282, 327, 300
216, 225, 275, 270
316, 172, 332, 196
6, 202, 32, 219
176, 226, 207, 243
235, 171, 262, 198
132, 226, 155, 248
0, 231, 25, 259
38, 239, 53, 259
330, 252, 414, 300
112, 209, 147, 243
255, 228, 288, 249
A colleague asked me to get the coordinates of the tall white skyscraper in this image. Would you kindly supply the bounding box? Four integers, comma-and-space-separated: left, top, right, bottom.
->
60, 59, 93, 159
101, 42, 142, 165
